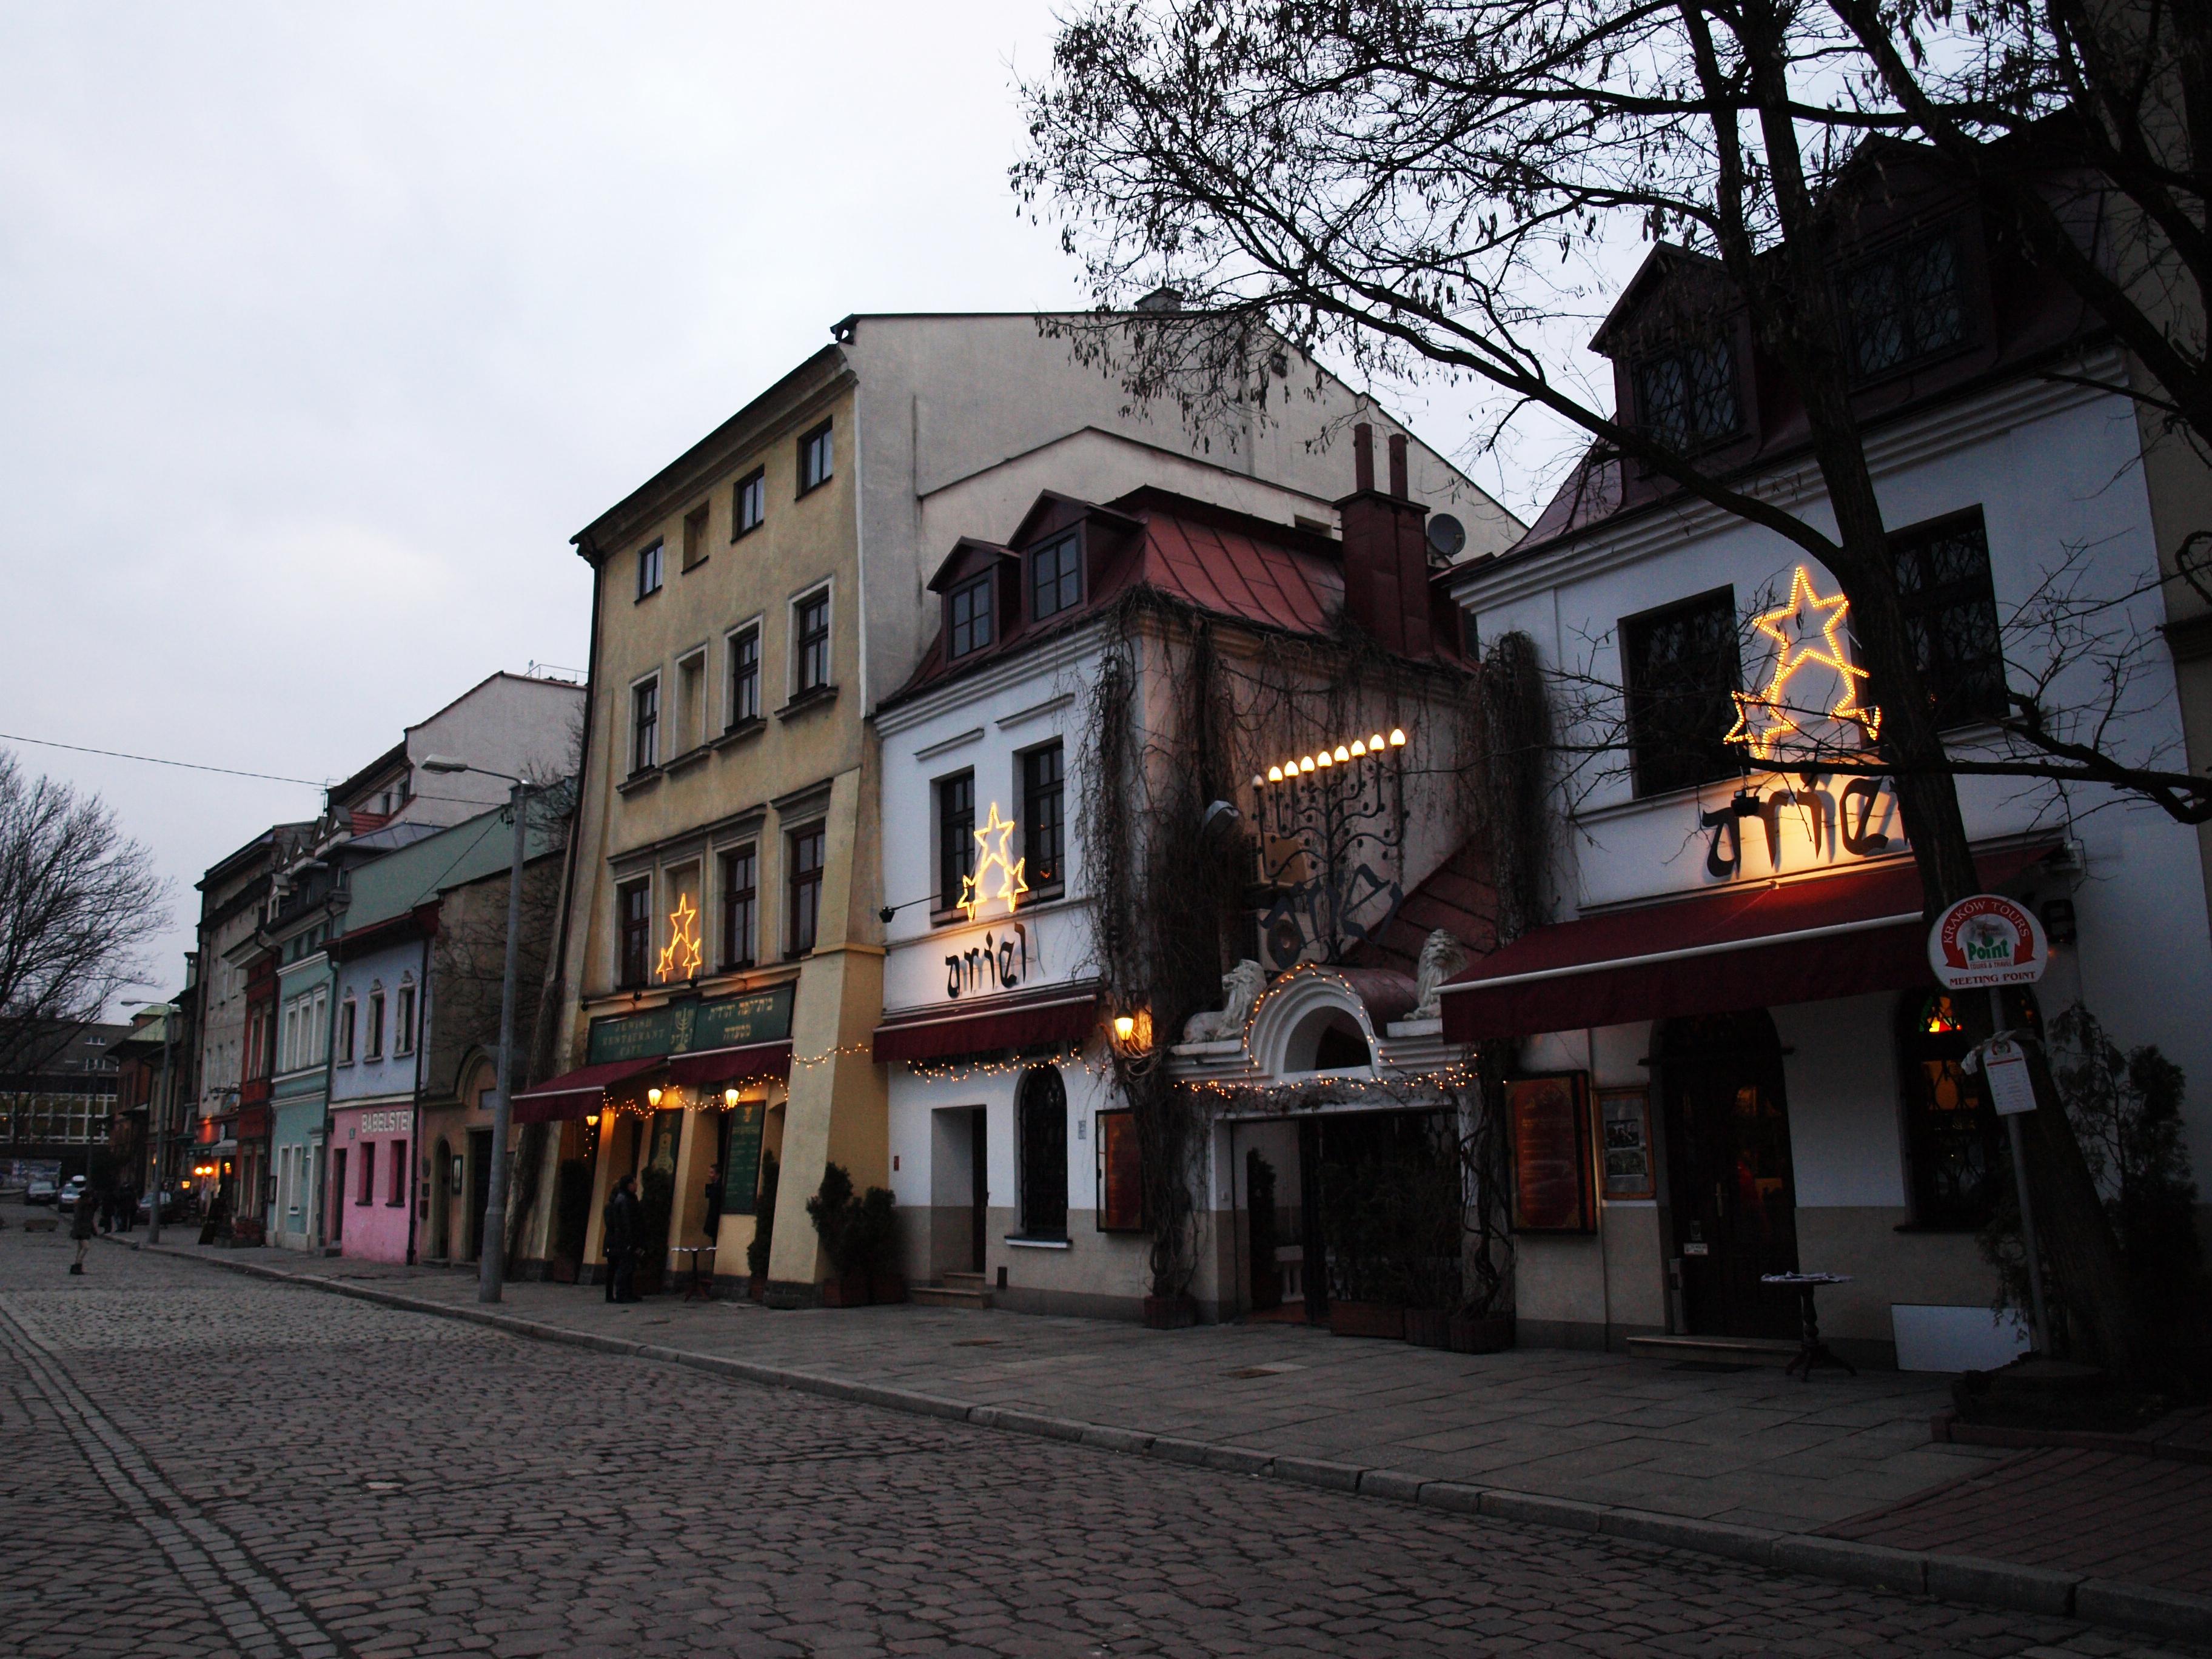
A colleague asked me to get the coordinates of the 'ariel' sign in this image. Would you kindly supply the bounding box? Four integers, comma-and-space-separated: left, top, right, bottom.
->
1927, 894, 2049, 990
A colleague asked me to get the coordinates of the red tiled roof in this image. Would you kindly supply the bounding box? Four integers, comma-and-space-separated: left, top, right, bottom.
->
1350, 840, 1501, 978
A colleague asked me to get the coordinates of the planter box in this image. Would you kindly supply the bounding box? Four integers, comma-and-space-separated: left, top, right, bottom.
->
1329, 1301, 1406, 1341
1143, 1294, 1200, 1330
819, 1272, 872, 1308
871, 1272, 908, 1305
1449, 1312, 1515, 1353
747, 1273, 766, 1304
1403, 1309, 1453, 1349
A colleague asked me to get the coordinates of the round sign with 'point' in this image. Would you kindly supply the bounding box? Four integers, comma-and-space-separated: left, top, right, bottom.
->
1928, 893, 2049, 989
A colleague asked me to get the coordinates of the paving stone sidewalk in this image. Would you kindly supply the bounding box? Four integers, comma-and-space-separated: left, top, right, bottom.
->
130, 1234, 2212, 1630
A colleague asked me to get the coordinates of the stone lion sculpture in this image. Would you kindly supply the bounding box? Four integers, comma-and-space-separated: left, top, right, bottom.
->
1412, 928, 1469, 1019
1181, 959, 1268, 1043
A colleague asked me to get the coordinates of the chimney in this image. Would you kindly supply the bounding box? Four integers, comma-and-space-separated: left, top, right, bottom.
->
1335, 424, 1434, 656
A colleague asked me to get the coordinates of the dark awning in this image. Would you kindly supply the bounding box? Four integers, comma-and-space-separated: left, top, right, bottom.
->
872, 988, 1101, 1065
1439, 843, 2056, 1044
510, 1058, 660, 1125
666, 1042, 792, 1090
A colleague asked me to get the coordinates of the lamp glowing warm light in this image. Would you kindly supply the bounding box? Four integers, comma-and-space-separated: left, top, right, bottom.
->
724, 1087, 740, 1108
1113, 1014, 1137, 1042
1349, 739, 1366, 757
647, 1086, 663, 1107
1389, 728, 1407, 746
1333, 745, 1350, 762
1315, 749, 1333, 768
1299, 756, 1315, 773
1267, 765, 1283, 782
1369, 732, 1386, 750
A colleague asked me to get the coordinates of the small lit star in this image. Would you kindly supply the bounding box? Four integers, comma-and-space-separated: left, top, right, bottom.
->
958, 802, 1029, 923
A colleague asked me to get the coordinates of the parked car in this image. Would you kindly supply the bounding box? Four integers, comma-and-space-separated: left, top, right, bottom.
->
24, 1176, 58, 1205
138, 1184, 187, 1224
56, 1175, 88, 1213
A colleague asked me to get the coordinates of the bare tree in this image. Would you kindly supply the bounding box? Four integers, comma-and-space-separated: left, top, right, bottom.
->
1016, 0, 2207, 1373
0, 752, 169, 1075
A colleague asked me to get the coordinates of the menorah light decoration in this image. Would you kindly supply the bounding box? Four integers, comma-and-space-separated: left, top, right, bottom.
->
1249, 728, 1409, 969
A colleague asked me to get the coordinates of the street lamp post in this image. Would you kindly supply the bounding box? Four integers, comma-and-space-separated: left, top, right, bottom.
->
124, 999, 178, 1244
421, 757, 532, 1304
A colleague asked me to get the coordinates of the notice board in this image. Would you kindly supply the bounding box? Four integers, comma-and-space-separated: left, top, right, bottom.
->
1509, 1072, 1595, 1233
720, 1097, 767, 1217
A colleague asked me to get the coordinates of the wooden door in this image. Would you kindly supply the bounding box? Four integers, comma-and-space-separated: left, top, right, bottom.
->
1659, 1011, 1800, 1339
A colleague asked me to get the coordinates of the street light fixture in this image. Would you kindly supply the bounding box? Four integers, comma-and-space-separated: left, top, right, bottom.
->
420, 754, 537, 1305
122, 998, 179, 1244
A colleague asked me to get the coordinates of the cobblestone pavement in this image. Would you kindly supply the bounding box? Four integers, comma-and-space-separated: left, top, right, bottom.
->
5, 1221, 2206, 1659
142, 1236, 2005, 1533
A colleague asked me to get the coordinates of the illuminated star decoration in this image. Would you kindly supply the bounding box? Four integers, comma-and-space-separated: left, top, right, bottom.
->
1725, 565, 1881, 761
958, 802, 1030, 923
656, 893, 703, 982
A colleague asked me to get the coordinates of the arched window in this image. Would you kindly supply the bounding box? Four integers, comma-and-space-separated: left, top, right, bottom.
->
1016, 1066, 1068, 1241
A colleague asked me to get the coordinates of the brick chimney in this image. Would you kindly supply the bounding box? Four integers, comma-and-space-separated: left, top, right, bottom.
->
1336, 423, 1434, 655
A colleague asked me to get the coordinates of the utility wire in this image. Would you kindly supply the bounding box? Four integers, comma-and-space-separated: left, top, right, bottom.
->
0, 731, 326, 788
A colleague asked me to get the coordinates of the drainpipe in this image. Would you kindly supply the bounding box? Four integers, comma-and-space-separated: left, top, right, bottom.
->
406, 927, 429, 1267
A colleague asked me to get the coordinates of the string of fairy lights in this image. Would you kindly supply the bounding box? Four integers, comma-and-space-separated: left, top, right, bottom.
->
578, 957, 1475, 1118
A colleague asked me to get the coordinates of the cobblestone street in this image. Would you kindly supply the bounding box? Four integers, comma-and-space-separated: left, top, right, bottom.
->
2, 1221, 2204, 1659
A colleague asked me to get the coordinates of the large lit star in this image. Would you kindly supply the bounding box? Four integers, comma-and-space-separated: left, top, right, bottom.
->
957, 802, 1029, 923
656, 893, 703, 982
1726, 566, 1880, 760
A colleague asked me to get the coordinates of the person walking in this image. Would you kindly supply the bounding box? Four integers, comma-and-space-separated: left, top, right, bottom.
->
70, 1185, 98, 1273
603, 1174, 642, 1304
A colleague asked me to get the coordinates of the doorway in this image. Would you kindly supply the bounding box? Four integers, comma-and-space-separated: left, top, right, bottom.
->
968, 1107, 987, 1272
329, 1149, 346, 1244
431, 1141, 454, 1258
465, 1128, 493, 1261
1658, 1010, 1800, 1338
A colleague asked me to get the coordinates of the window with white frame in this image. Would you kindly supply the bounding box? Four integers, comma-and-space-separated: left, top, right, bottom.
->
337, 997, 357, 1065
631, 675, 660, 772
727, 622, 762, 727
364, 985, 386, 1062
394, 979, 417, 1056
793, 586, 831, 695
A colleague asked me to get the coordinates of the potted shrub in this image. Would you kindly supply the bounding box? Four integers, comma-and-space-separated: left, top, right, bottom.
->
745, 1151, 778, 1301
807, 1164, 872, 1307
856, 1186, 907, 1302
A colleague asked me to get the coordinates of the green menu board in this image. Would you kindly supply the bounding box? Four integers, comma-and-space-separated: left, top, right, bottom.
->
720, 1097, 767, 1217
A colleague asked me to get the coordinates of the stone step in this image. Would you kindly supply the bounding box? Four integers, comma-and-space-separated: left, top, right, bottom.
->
941, 1270, 987, 1287
1626, 1335, 1800, 1368
913, 1284, 992, 1310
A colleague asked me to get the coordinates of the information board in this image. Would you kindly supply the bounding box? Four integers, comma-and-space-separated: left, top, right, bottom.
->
1509, 1072, 1594, 1233
720, 1096, 767, 1216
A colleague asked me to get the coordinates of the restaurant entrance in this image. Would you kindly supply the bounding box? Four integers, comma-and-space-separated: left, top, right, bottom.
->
1658, 1010, 1800, 1339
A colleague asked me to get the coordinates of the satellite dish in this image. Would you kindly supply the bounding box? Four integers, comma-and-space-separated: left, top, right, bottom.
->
1427, 513, 1467, 560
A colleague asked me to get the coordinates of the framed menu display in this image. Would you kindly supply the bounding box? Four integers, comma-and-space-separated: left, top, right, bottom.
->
1597, 1087, 1657, 1201
1508, 1071, 1595, 1233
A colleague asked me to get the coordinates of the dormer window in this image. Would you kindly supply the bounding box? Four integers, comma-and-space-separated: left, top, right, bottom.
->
1030, 532, 1082, 622
1633, 338, 1740, 452
1842, 231, 1966, 381
947, 574, 994, 659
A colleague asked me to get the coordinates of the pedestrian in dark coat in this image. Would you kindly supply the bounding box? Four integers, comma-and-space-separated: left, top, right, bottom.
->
70, 1188, 98, 1273
702, 1164, 724, 1245
603, 1175, 642, 1303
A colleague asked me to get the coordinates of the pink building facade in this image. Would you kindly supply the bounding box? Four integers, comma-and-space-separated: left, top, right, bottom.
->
329, 1103, 414, 1263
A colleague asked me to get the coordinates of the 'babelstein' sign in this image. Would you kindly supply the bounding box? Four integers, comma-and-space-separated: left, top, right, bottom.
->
586, 984, 796, 1065
1928, 894, 2049, 990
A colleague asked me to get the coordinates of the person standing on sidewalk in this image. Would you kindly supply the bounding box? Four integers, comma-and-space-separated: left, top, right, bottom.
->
69, 1187, 97, 1273
603, 1175, 641, 1304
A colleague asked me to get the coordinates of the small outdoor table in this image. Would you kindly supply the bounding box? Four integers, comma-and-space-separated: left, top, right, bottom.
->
1760, 1272, 1856, 1379
674, 1245, 716, 1302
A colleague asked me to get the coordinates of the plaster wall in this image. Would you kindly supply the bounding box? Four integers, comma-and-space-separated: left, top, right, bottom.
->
329, 1101, 414, 1264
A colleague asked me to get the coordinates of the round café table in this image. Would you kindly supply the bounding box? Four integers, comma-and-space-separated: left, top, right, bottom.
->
672, 1245, 717, 1302
1760, 1272, 1856, 1379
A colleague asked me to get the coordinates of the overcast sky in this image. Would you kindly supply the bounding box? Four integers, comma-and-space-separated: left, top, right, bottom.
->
1, 2, 1539, 1008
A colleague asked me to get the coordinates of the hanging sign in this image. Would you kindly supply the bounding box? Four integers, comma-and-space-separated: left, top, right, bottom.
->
1982, 1037, 2037, 1116
586, 984, 796, 1065
1927, 894, 2049, 990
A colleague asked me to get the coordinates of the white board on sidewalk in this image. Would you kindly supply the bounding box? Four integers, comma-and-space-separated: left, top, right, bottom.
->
1891, 1303, 2032, 1372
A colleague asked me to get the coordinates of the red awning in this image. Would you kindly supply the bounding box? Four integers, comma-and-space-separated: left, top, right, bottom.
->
666, 1041, 793, 1090
510, 1057, 660, 1125
1439, 843, 2056, 1044
873, 988, 1101, 1065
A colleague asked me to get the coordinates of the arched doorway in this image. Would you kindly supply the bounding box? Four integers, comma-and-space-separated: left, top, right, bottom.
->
1657, 1010, 1799, 1338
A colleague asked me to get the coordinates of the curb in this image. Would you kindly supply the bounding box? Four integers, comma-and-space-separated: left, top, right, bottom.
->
129, 1240, 2212, 1643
